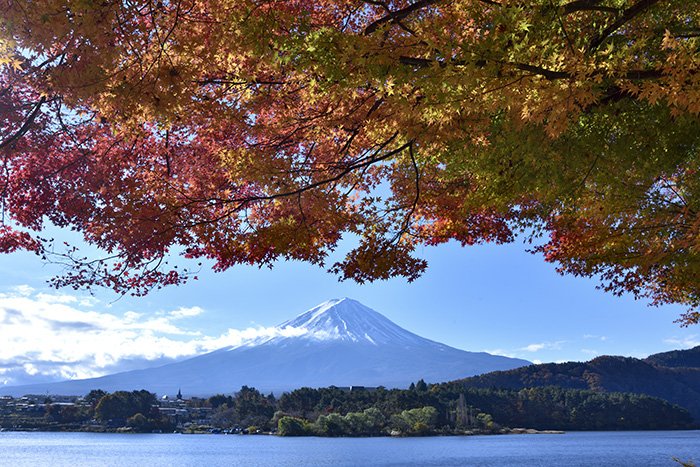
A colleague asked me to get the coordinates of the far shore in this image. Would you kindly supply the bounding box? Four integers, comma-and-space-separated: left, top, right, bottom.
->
2, 426, 565, 437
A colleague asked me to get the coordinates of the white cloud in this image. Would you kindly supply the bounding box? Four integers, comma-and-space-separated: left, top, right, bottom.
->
169, 306, 205, 319
78, 297, 100, 307
35, 293, 78, 304
663, 335, 700, 349
123, 311, 142, 322
583, 334, 608, 341
23, 363, 39, 376
581, 348, 599, 356
0, 287, 311, 387
482, 348, 518, 359
11, 285, 34, 296
519, 341, 565, 353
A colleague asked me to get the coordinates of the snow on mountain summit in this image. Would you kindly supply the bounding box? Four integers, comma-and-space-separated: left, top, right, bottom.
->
275, 298, 426, 345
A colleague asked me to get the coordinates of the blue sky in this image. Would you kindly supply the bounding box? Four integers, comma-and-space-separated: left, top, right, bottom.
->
0, 229, 698, 388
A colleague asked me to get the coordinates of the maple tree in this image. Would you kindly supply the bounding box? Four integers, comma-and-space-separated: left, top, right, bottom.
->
0, 0, 698, 322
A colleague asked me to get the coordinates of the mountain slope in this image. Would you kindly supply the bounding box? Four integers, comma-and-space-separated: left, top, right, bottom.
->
644, 346, 700, 369
0, 298, 530, 397
447, 347, 700, 421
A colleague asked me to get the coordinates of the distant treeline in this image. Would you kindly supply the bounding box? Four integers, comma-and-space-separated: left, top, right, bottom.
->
266, 382, 695, 435
1, 389, 173, 433
2, 382, 694, 436
203, 381, 694, 435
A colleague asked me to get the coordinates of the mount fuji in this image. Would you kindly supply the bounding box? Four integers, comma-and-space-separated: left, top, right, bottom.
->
0, 298, 530, 396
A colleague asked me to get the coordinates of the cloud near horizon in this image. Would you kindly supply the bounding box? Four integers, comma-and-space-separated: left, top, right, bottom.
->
519, 341, 566, 353
0, 286, 307, 388
663, 335, 700, 349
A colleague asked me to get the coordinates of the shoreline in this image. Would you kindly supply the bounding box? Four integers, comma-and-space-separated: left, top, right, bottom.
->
0, 426, 566, 436
5, 428, 700, 438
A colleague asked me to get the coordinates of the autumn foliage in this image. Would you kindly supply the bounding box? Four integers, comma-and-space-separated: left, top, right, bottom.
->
0, 1, 698, 322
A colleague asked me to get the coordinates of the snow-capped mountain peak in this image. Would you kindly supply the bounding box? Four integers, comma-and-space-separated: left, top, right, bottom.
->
276, 298, 423, 345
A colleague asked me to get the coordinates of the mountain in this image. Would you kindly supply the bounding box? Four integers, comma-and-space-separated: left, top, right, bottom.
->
644, 346, 700, 369
0, 298, 530, 397
445, 346, 700, 421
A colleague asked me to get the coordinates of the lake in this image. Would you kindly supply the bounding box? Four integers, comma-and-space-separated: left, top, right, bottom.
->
1, 431, 698, 466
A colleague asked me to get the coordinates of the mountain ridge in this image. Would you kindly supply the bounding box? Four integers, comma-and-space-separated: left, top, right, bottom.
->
446, 346, 700, 421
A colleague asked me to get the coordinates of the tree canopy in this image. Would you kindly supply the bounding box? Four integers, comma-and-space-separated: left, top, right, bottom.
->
0, 0, 698, 322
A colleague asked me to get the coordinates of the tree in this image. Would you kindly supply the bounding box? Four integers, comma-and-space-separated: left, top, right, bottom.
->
277, 416, 311, 436
84, 389, 108, 415
414, 379, 428, 393
390, 406, 439, 435
0, 1, 698, 322
126, 413, 150, 432
207, 394, 234, 409
475, 412, 496, 431
344, 408, 386, 435
94, 390, 159, 424
278, 387, 323, 419
232, 386, 275, 429
315, 412, 350, 436
44, 403, 89, 424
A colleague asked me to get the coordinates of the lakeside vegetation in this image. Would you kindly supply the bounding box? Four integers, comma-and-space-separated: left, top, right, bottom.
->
1, 381, 694, 436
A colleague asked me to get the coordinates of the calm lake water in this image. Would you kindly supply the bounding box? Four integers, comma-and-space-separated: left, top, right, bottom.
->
0, 431, 698, 466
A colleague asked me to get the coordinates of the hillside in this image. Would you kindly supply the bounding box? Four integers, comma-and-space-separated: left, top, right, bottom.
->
644, 346, 700, 369
449, 347, 700, 421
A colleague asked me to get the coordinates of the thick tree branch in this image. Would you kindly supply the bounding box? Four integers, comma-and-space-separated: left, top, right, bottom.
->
399, 55, 440, 67
365, 0, 621, 37
399, 55, 668, 82
0, 96, 46, 151
399, 55, 569, 79
512, 63, 570, 80
588, 0, 663, 52
394, 141, 421, 243
230, 139, 410, 206
562, 0, 620, 14
169, 133, 403, 219
364, 0, 444, 35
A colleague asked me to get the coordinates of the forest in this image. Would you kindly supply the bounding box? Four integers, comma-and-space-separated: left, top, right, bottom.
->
1, 382, 694, 436
450, 351, 700, 421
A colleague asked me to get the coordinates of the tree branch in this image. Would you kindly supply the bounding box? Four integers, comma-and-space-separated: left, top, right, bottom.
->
588, 0, 663, 52
399, 55, 668, 82
0, 96, 46, 151
364, 0, 444, 35
511, 63, 569, 80
562, 0, 620, 14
